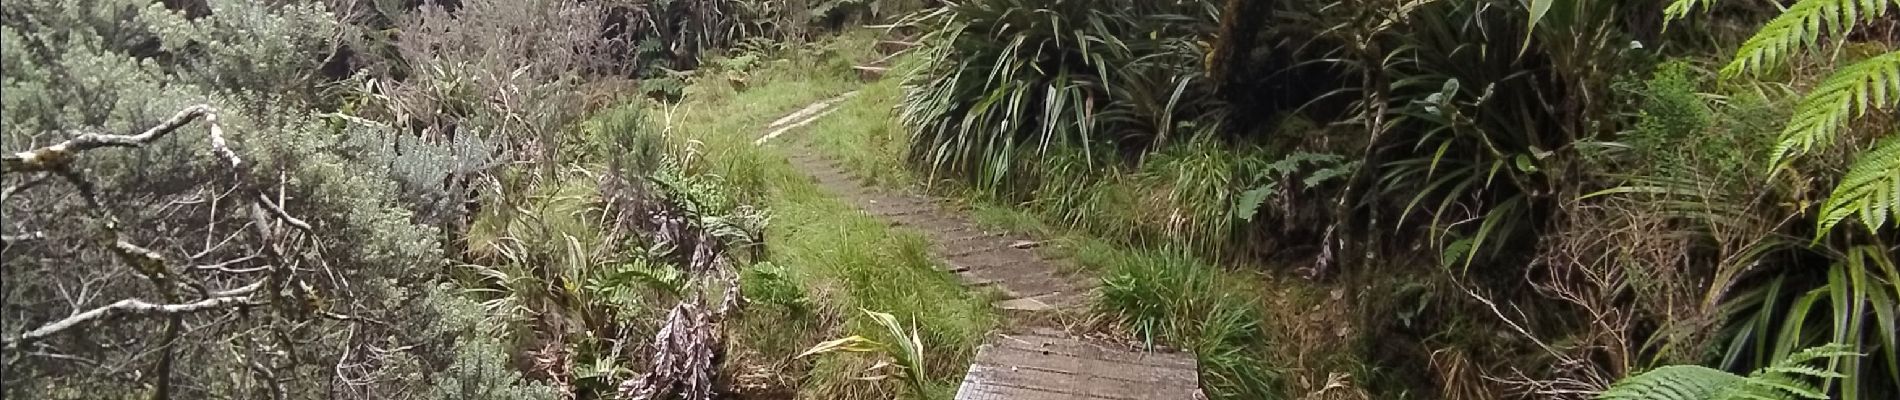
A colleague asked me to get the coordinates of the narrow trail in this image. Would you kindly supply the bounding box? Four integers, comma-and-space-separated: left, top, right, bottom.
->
759, 95, 1204, 400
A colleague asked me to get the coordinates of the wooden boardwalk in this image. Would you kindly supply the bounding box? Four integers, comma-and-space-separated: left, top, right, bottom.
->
768, 99, 1202, 399
956, 330, 1203, 400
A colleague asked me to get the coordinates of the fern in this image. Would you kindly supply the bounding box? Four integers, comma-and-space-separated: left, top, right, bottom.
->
1817, 137, 1900, 234
1769, 51, 1900, 169
1720, 0, 1897, 78
1599, 365, 1743, 400
1663, 0, 1719, 23
1234, 152, 1347, 222
1597, 344, 1857, 400
1690, 0, 1900, 237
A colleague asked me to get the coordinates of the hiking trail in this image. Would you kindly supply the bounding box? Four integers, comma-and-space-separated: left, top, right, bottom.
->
758, 95, 1205, 400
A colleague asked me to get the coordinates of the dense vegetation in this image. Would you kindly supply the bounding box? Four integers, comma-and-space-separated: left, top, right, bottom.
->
3, 0, 1895, 400
886, 0, 1898, 398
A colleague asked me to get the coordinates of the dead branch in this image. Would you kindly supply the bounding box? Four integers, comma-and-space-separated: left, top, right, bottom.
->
2, 104, 331, 399
2, 285, 262, 350
2, 105, 215, 174
255, 194, 313, 232
2, 172, 52, 201
2, 231, 47, 245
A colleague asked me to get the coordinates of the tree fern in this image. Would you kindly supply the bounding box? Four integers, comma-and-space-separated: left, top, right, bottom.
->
1597, 343, 1857, 400
1817, 137, 1900, 234
1769, 51, 1900, 169
1719, 0, 1896, 78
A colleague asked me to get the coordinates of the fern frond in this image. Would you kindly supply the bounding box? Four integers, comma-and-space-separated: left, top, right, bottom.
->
1726, 343, 1861, 399
1598, 365, 1742, 400
1597, 344, 1857, 400
1663, 0, 1718, 23
1768, 51, 1900, 169
1721, 0, 1896, 78
1818, 137, 1900, 235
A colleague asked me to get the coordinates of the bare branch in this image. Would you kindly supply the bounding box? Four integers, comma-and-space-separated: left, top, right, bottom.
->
2, 231, 47, 244
3, 290, 261, 350
254, 195, 312, 232
190, 255, 266, 274
2, 105, 215, 174
2, 172, 52, 201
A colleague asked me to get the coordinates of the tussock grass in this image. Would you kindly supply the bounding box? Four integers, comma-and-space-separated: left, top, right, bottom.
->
1082, 242, 1280, 399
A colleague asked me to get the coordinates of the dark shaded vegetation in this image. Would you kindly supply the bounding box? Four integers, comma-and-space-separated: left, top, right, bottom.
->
0, 0, 906, 399
891, 0, 1898, 399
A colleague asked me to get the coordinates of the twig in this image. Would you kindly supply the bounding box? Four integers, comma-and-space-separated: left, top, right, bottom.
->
254, 195, 312, 232
190, 255, 267, 274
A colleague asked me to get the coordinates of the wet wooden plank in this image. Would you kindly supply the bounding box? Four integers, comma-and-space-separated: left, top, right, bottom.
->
956, 334, 1201, 400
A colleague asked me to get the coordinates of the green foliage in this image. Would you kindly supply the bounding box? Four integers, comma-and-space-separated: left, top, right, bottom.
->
1599, 365, 1745, 400
1714, 0, 1896, 78
1336, 0, 1631, 272
1234, 152, 1354, 223
1598, 344, 1857, 400
360, 0, 604, 162
139, 1, 340, 93
1092, 246, 1276, 399
1768, 51, 1900, 171
1818, 137, 1900, 234
1673, 0, 1900, 239
798, 309, 930, 397
426, 338, 561, 400
1633, 62, 1716, 167
0, 3, 506, 398
898, 0, 1216, 193
1710, 246, 1900, 400
651, 54, 996, 399
741, 261, 810, 313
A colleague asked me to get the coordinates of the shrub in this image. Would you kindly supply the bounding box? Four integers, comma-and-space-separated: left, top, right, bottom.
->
899, 0, 1218, 194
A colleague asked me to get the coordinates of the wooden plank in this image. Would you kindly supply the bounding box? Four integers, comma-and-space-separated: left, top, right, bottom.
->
956, 335, 1201, 400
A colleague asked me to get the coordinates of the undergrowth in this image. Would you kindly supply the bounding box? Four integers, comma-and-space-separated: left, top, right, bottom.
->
778, 30, 1343, 400
641, 30, 997, 399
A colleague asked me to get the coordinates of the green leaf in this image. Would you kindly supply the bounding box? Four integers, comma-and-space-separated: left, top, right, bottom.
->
1768, 51, 1900, 171
1815, 136, 1900, 236
1723, 0, 1898, 78
1439, 237, 1474, 268
1521, 0, 1554, 57
1597, 365, 1740, 400
1513, 153, 1540, 173
796, 335, 884, 359
1233, 184, 1276, 222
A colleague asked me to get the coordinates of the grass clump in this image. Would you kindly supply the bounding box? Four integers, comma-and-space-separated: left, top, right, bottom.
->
1088, 243, 1280, 399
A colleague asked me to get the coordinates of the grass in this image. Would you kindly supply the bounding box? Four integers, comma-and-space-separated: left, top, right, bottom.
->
638, 30, 997, 399
770, 32, 1404, 400
753, 34, 1309, 400
645, 27, 1433, 400
1082, 241, 1280, 398
798, 64, 918, 187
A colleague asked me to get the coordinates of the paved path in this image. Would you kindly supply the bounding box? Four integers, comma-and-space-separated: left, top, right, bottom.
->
762, 96, 1203, 400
